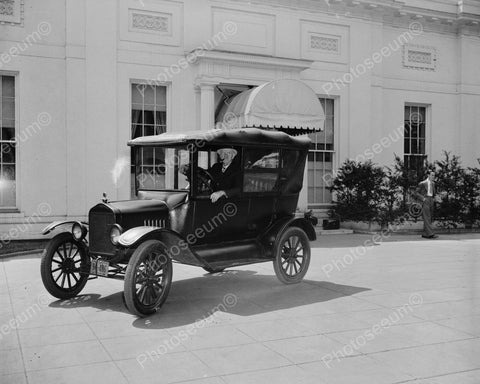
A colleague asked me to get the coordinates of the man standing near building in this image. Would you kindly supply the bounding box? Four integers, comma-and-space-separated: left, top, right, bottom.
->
416, 171, 438, 239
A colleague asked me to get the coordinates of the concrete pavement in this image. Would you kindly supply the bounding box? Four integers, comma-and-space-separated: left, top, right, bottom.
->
0, 233, 479, 384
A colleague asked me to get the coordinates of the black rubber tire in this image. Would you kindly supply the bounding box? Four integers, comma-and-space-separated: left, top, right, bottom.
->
273, 227, 311, 284
124, 240, 172, 317
40, 232, 89, 299
203, 267, 225, 274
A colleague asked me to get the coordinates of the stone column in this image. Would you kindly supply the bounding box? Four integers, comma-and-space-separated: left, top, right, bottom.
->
199, 83, 216, 131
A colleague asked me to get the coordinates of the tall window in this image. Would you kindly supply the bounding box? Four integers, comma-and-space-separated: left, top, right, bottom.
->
0, 75, 15, 208
404, 105, 427, 178
307, 98, 334, 207
131, 83, 167, 196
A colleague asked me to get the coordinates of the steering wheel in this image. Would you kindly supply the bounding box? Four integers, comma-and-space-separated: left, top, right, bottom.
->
197, 168, 214, 194
181, 164, 215, 194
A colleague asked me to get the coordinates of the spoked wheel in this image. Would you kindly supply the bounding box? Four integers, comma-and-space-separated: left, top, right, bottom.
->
124, 240, 172, 317
273, 227, 311, 284
40, 232, 90, 299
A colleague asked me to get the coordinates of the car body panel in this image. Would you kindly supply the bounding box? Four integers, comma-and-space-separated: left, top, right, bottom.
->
42, 220, 87, 235
43, 128, 314, 270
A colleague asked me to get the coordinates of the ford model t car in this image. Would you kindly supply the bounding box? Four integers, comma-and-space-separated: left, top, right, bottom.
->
40, 80, 324, 316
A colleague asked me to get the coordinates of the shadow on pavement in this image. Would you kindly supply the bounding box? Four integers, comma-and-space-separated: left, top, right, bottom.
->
48, 270, 370, 328
49, 292, 130, 313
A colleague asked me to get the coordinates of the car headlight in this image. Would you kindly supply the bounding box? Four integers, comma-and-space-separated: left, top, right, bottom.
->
110, 224, 123, 245
72, 223, 87, 241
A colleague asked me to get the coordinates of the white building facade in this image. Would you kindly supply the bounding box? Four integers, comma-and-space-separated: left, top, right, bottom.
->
0, 0, 479, 239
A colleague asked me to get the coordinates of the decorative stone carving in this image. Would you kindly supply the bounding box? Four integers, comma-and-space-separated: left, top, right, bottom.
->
300, 21, 348, 63
408, 50, 432, 65
310, 35, 339, 53
131, 11, 169, 33
403, 44, 437, 71
0, 0, 14, 16
0, 0, 23, 26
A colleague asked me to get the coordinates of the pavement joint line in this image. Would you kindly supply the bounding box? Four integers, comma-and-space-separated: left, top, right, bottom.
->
93, 334, 129, 384
1, 260, 29, 383
363, 335, 480, 356
190, 345, 294, 378
12, 335, 99, 349
428, 318, 480, 338
1, 241, 478, 382
260, 339, 299, 366
393, 368, 480, 383
20, 359, 115, 375
0, 249, 43, 259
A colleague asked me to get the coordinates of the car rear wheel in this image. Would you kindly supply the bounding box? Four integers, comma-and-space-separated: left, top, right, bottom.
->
40, 232, 89, 299
203, 267, 225, 274
124, 240, 172, 317
273, 227, 310, 284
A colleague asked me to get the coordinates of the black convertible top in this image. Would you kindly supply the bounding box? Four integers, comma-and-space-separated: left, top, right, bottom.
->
128, 128, 311, 148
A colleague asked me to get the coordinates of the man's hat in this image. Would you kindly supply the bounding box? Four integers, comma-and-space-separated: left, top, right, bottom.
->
217, 147, 237, 157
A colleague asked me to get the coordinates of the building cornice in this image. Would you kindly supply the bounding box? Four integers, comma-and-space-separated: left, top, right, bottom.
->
226, 0, 480, 36
190, 50, 314, 87
190, 49, 314, 70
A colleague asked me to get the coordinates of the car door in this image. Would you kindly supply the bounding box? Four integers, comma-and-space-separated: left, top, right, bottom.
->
190, 147, 250, 245
243, 147, 280, 236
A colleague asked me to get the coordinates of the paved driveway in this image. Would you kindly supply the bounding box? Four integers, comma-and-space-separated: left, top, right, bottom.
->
1, 234, 479, 384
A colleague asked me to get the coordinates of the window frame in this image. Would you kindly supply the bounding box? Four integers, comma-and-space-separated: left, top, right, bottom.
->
129, 80, 170, 198
242, 146, 281, 195
404, 103, 430, 176
133, 144, 191, 193
307, 96, 337, 208
0, 71, 19, 211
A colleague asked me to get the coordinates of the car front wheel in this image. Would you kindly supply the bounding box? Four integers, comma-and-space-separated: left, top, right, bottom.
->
273, 227, 311, 284
40, 232, 90, 299
124, 240, 172, 317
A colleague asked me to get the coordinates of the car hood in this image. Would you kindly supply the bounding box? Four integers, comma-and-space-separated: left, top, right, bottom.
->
106, 199, 169, 215
89, 199, 171, 230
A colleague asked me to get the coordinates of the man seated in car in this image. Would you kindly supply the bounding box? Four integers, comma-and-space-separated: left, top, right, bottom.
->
180, 147, 241, 203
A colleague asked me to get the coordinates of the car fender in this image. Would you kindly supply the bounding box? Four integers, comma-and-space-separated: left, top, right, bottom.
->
42, 220, 87, 235
118, 226, 205, 267
261, 216, 317, 246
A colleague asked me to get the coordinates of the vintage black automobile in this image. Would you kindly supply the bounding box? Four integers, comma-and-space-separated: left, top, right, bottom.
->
40, 128, 316, 316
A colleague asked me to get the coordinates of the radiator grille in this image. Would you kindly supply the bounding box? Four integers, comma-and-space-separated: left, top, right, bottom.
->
89, 212, 115, 255
143, 219, 166, 227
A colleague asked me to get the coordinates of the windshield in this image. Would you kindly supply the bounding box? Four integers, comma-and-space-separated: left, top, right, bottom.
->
135, 146, 190, 191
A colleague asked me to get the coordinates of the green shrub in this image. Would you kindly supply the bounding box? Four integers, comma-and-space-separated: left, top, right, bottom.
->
375, 166, 407, 228
329, 152, 480, 229
434, 151, 465, 227
328, 160, 385, 224
460, 167, 480, 227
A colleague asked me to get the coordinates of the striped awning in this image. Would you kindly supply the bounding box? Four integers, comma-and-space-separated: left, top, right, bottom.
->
220, 79, 325, 135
